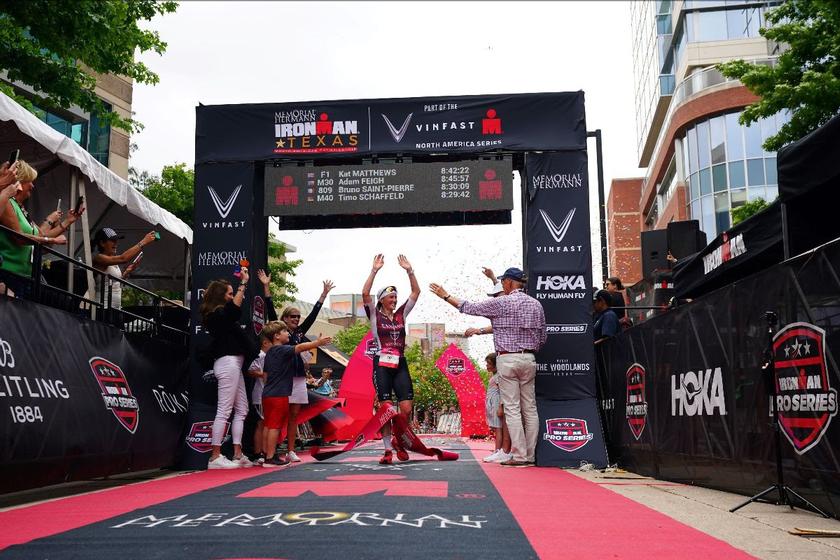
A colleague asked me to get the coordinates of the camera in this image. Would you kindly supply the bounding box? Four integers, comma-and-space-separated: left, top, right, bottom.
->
764, 311, 778, 326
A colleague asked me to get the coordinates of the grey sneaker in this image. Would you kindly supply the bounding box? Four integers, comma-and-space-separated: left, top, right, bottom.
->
288, 451, 301, 463
232, 455, 254, 468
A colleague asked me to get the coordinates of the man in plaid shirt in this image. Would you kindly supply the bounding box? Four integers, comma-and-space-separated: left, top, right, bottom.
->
430, 267, 546, 466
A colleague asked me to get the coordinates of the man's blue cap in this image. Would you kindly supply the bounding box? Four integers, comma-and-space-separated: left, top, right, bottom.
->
497, 267, 527, 282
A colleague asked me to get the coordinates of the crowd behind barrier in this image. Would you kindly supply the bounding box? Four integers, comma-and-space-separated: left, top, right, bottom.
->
0, 223, 189, 345
594, 236, 840, 518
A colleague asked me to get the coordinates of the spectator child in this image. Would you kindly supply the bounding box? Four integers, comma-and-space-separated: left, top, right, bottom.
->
261, 321, 331, 467
483, 353, 512, 463
247, 322, 277, 464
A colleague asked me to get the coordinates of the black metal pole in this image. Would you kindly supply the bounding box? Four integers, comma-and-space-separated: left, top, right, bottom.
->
588, 130, 608, 284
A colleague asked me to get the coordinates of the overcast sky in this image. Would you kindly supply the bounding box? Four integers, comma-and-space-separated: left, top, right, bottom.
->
131, 1, 643, 357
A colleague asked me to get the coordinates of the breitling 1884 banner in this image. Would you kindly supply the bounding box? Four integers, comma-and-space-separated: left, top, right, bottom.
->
0, 298, 189, 493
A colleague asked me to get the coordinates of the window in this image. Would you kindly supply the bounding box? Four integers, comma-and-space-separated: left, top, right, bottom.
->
696, 11, 728, 42
725, 113, 744, 160
729, 161, 746, 188
712, 163, 727, 192
747, 158, 765, 186
697, 120, 710, 169
710, 116, 726, 164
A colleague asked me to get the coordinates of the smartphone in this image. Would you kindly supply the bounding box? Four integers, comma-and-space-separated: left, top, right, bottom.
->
56, 198, 62, 212
154, 231, 160, 240
130, 251, 144, 265
74, 196, 84, 214
8, 149, 19, 165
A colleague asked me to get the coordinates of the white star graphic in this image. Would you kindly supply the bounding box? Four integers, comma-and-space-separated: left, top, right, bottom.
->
791, 339, 802, 358
784, 345, 791, 358
803, 340, 811, 355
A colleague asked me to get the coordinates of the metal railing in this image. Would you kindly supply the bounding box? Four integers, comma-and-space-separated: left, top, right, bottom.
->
0, 223, 189, 346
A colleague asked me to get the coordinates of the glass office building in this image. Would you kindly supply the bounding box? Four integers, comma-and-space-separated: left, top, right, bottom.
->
630, 0, 783, 240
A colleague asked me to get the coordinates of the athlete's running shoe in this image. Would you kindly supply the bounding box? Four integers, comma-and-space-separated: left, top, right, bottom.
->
379, 450, 394, 465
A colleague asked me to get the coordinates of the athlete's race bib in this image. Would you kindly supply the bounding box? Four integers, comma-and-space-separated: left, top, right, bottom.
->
379, 348, 401, 369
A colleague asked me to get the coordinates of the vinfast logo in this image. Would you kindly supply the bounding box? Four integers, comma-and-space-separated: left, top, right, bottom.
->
208, 185, 241, 219
534, 208, 583, 254
671, 367, 727, 416
381, 113, 413, 143
202, 185, 245, 229
534, 275, 587, 300
772, 322, 837, 454
539, 208, 575, 243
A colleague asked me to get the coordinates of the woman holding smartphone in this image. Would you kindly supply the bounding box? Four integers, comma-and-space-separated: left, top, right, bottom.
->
362, 254, 420, 464
92, 227, 157, 309
0, 160, 84, 296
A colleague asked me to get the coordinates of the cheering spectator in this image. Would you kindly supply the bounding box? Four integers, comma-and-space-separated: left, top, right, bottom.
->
431, 267, 546, 467
0, 160, 83, 295
92, 228, 157, 309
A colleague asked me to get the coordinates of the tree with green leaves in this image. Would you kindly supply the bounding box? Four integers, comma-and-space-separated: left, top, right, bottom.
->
0, 0, 178, 133
718, 0, 840, 151
139, 163, 194, 227
333, 320, 371, 355
266, 234, 301, 304
731, 198, 769, 226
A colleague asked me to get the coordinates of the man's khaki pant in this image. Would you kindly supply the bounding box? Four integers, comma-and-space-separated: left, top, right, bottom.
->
497, 353, 538, 462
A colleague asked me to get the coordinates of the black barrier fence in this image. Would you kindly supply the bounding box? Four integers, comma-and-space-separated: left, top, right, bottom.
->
0, 297, 190, 494
0, 224, 189, 346
595, 237, 840, 517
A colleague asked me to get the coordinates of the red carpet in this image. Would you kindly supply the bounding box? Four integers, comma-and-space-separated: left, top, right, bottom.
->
0, 441, 755, 559
469, 441, 755, 560
0, 467, 271, 550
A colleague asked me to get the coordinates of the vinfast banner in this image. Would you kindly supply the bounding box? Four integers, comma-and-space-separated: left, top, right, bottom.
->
524, 152, 596, 400
182, 162, 267, 469
524, 152, 606, 468
595, 238, 840, 517
195, 92, 586, 163
435, 344, 490, 437
0, 297, 189, 493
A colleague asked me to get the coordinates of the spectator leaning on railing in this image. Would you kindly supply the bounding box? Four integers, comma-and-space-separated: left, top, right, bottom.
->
0, 160, 84, 296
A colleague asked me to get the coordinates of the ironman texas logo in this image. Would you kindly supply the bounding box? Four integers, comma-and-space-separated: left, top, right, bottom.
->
772, 322, 837, 454
89, 357, 139, 433
626, 363, 648, 440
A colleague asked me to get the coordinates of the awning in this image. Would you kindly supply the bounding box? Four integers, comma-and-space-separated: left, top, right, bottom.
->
0, 91, 192, 291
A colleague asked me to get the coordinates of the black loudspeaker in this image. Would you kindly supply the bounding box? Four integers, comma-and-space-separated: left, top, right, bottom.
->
666, 220, 707, 260
640, 229, 669, 279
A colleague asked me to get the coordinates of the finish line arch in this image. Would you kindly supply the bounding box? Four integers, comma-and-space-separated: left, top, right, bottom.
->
182, 92, 606, 469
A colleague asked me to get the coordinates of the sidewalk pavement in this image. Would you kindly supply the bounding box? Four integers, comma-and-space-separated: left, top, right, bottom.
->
569, 468, 840, 560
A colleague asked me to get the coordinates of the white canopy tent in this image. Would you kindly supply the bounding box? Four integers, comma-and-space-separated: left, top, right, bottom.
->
0, 91, 192, 295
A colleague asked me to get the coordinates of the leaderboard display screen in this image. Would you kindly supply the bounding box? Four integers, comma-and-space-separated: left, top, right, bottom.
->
264, 158, 513, 217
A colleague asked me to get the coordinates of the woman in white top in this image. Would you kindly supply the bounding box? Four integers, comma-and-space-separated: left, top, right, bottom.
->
92, 227, 157, 309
